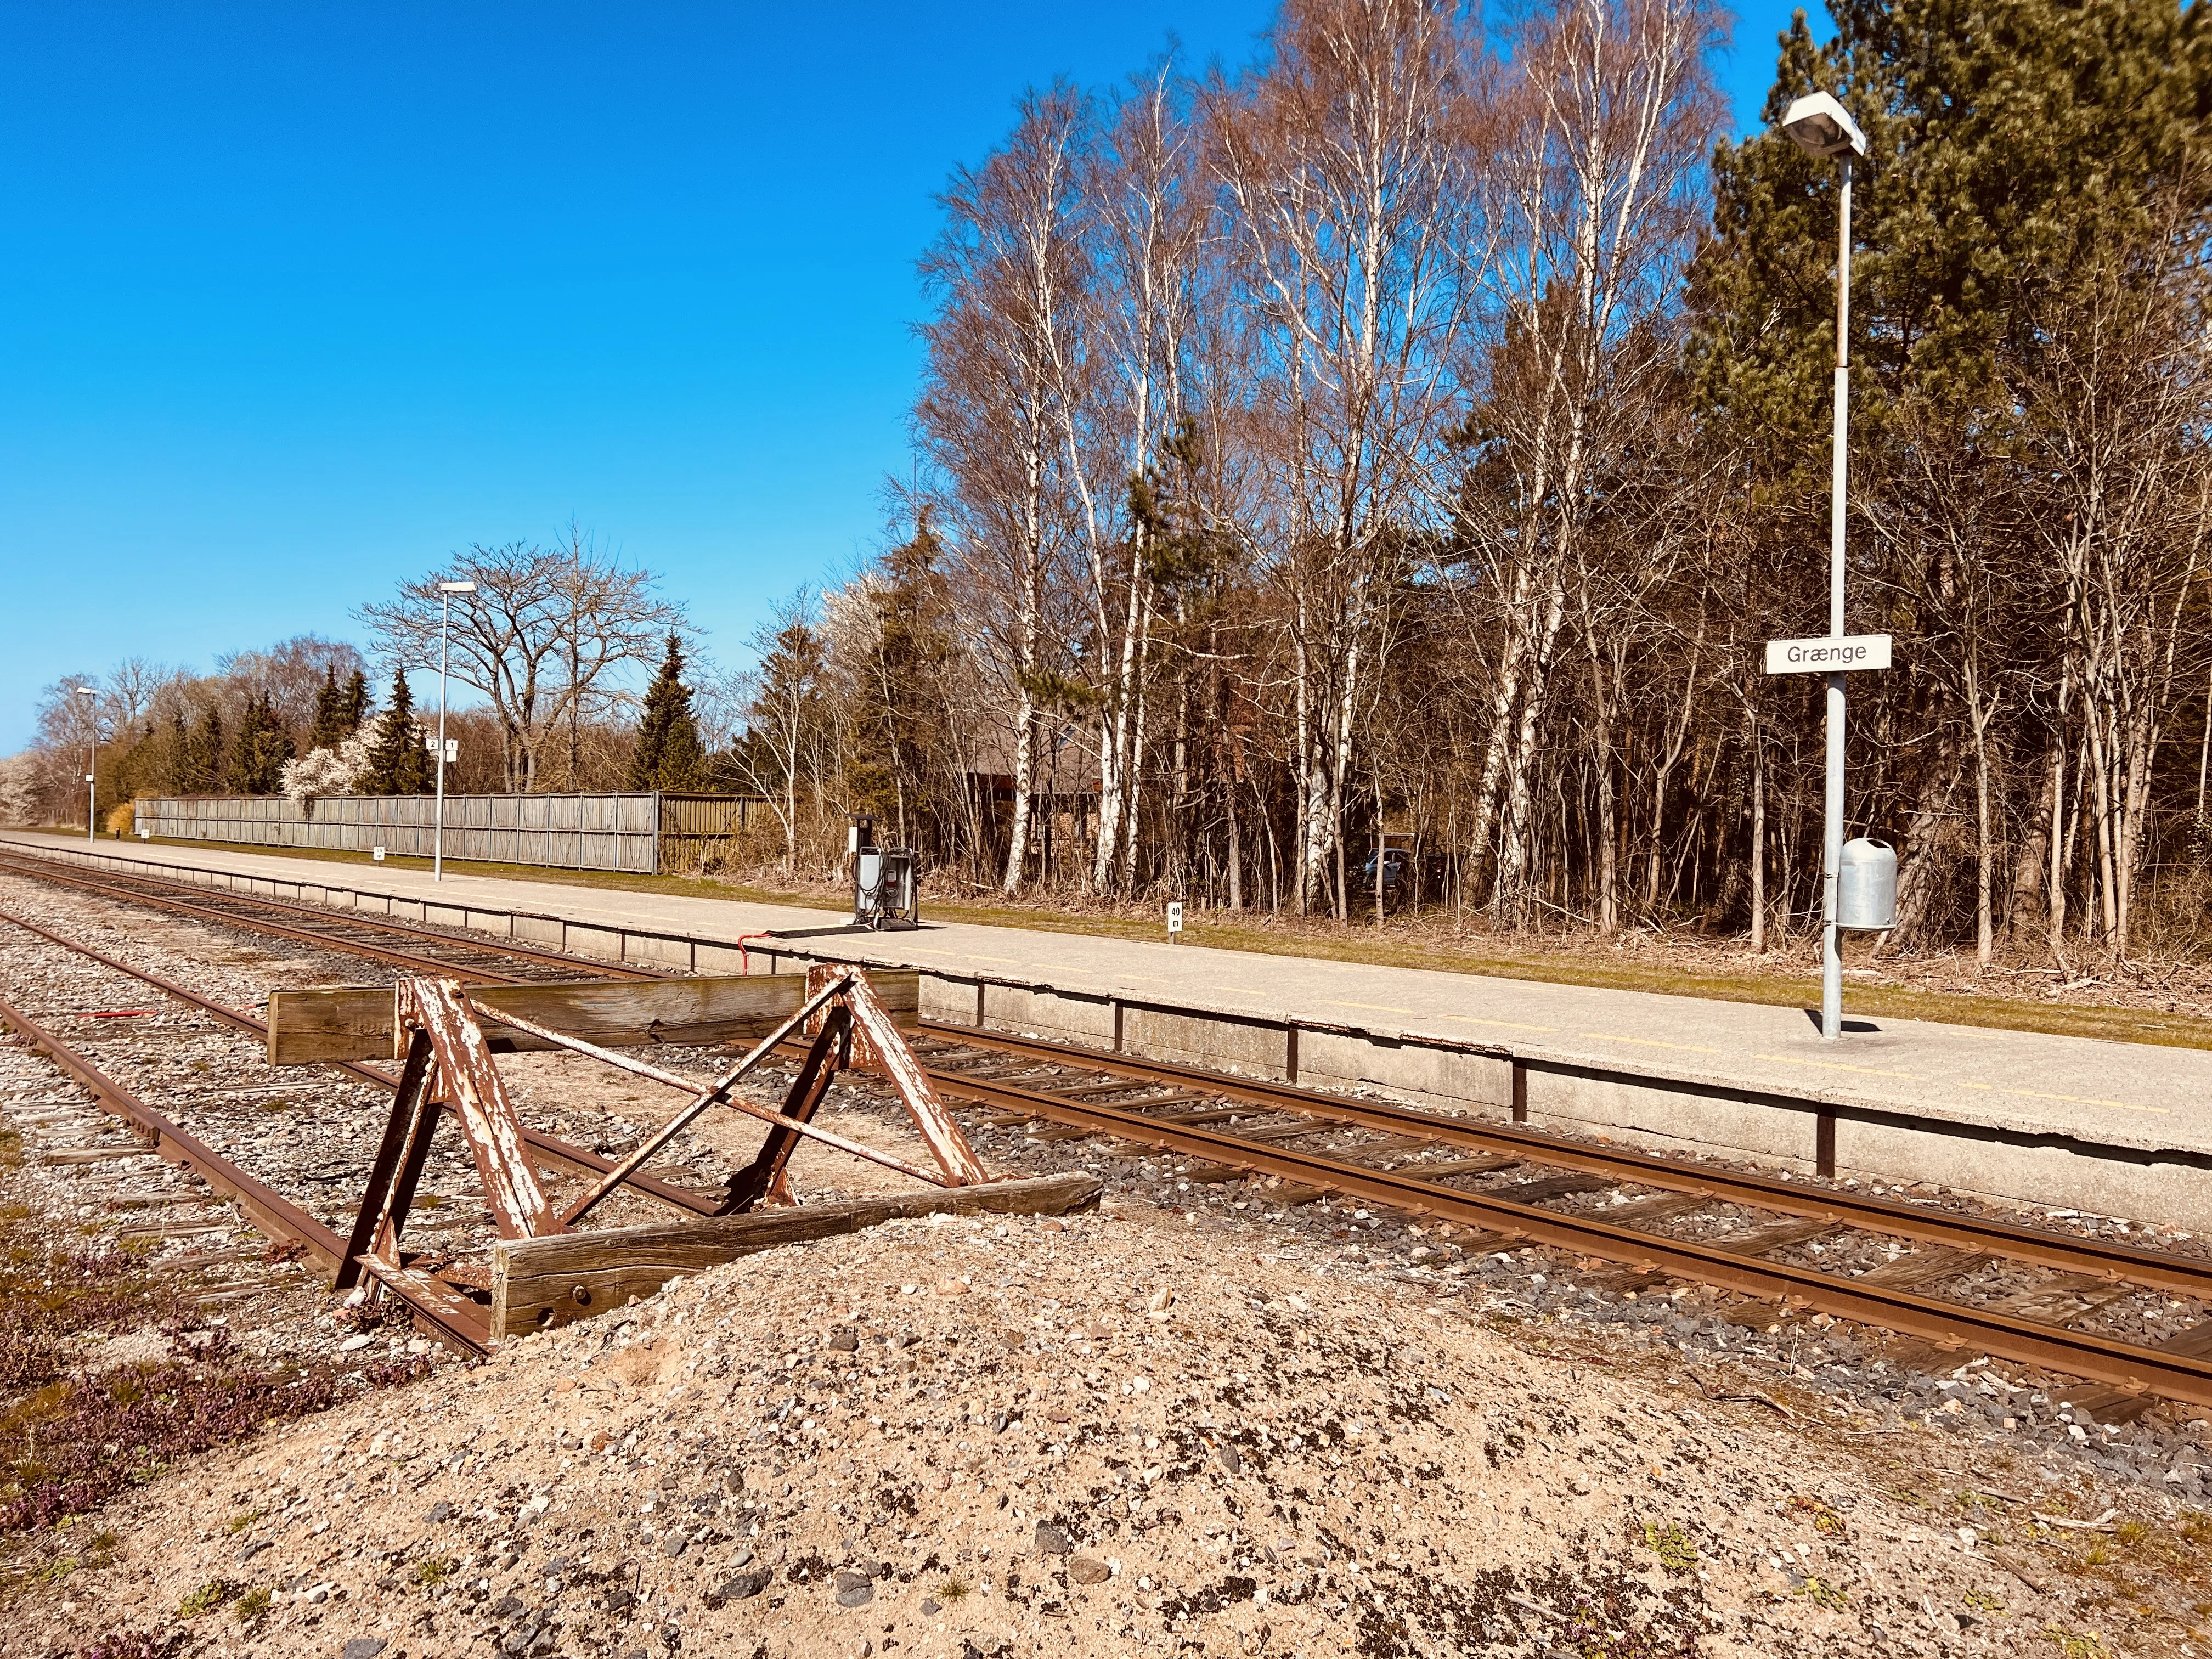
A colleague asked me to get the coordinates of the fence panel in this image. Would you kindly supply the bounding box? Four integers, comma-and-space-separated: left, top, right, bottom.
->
131, 794, 665, 874
656, 793, 765, 868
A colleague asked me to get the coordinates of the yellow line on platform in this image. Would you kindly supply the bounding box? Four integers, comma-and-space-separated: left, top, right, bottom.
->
1995, 1085, 2165, 1114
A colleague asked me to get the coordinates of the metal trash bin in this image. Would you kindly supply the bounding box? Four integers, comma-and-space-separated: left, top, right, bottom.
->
1838, 837, 1897, 930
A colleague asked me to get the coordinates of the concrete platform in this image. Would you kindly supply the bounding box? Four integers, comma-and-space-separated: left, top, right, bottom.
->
7, 830, 2210, 1229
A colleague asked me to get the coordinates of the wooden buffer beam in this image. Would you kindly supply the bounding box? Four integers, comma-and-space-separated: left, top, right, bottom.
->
270, 967, 1047, 1347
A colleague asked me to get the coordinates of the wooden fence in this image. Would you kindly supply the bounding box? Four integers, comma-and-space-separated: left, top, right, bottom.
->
131, 792, 768, 875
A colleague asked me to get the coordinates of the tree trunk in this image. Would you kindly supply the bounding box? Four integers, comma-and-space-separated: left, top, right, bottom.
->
1747, 701, 1765, 953
2007, 735, 2055, 944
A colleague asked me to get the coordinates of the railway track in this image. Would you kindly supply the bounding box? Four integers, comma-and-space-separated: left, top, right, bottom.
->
0, 848, 664, 984
0, 850, 698, 1352
4, 843, 2211, 1415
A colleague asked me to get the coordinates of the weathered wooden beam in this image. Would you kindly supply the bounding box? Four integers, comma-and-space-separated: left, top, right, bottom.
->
488, 1171, 1101, 1340
267, 972, 921, 1065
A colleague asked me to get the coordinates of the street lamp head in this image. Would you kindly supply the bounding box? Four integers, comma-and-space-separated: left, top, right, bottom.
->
438, 581, 477, 595
1781, 91, 1866, 159
73, 686, 95, 697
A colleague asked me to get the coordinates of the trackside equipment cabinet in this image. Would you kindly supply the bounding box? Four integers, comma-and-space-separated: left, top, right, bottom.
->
849, 814, 919, 930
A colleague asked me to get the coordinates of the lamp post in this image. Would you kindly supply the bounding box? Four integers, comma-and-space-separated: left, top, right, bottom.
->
1780, 91, 1868, 1042
74, 686, 97, 841
433, 581, 477, 882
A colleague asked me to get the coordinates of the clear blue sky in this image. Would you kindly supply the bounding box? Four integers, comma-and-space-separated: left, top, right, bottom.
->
0, 1, 1818, 752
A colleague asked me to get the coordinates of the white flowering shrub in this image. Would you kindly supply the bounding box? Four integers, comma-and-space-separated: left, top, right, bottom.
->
282, 727, 374, 804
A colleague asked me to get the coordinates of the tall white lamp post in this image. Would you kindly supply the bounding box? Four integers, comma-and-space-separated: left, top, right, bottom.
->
1781, 91, 1867, 1042
74, 686, 98, 841
433, 580, 476, 882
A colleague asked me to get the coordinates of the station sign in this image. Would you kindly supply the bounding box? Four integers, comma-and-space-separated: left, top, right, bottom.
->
1764, 634, 1893, 675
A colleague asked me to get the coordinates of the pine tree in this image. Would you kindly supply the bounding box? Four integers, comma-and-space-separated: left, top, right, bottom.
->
232, 691, 294, 795
359, 672, 435, 795
341, 669, 369, 735
186, 706, 225, 794
1692, 0, 2211, 457
628, 634, 704, 792
163, 709, 197, 793
308, 666, 348, 752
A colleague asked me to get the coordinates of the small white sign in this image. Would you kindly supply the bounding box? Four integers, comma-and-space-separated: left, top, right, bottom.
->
1764, 633, 1893, 675
372, 845, 386, 862
1166, 901, 1184, 935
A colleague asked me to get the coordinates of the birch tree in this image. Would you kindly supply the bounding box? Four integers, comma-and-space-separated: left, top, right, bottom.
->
1209, 0, 1483, 915
1460, 0, 1724, 923
916, 87, 1090, 893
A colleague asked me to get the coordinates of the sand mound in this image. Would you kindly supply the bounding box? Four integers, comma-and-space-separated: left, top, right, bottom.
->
24, 1200, 2064, 1658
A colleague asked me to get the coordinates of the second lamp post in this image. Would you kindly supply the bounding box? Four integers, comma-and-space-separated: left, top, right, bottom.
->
433, 580, 476, 882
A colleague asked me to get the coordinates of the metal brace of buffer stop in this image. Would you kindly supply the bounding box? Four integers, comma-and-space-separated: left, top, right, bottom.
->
334, 965, 990, 1308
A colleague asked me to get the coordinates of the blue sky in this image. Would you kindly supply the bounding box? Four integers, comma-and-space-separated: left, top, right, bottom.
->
0, 1, 1821, 752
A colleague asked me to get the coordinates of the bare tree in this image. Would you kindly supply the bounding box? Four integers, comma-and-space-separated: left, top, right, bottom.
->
545, 521, 688, 788
915, 87, 1091, 892
359, 542, 681, 792
2022, 231, 2211, 959
1209, 0, 1486, 915
725, 592, 834, 875
1459, 0, 1725, 922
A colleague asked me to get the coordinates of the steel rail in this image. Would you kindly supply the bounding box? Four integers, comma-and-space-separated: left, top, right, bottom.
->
917, 1022, 2212, 1303
19, 846, 2212, 1397
0, 906, 719, 1221
0, 993, 490, 1353
932, 1066, 2212, 1407
0, 851, 664, 983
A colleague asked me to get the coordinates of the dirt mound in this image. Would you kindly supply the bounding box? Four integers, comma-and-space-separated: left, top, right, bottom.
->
22, 1200, 2075, 1658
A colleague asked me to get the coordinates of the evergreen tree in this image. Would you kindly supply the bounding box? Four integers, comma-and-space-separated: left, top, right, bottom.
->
1693, 0, 2210, 459
359, 672, 435, 795
186, 705, 225, 794
341, 669, 369, 735
628, 634, 704, 792
163, 709, 198, 794
308, 665, 348, 752
233, 692, 294, 794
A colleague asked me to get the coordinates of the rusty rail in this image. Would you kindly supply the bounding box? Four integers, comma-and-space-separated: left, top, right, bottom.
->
0, 993, 490, 1353
918, 1022, 2212, 1302
0, 850, 664, 983
927, 1063, 2212, 1408
0, 906, 719, 1220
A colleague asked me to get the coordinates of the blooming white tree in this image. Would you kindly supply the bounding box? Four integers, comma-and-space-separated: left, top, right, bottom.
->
281, 727, 376, 804
0, 753, 39, 826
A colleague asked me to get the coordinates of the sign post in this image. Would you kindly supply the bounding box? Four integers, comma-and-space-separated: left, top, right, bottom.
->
1763, 635, 1891, 675
1773, 88, 1875, 1043
1767, 635, 1894, 1040
1166, 902, 1183, 942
